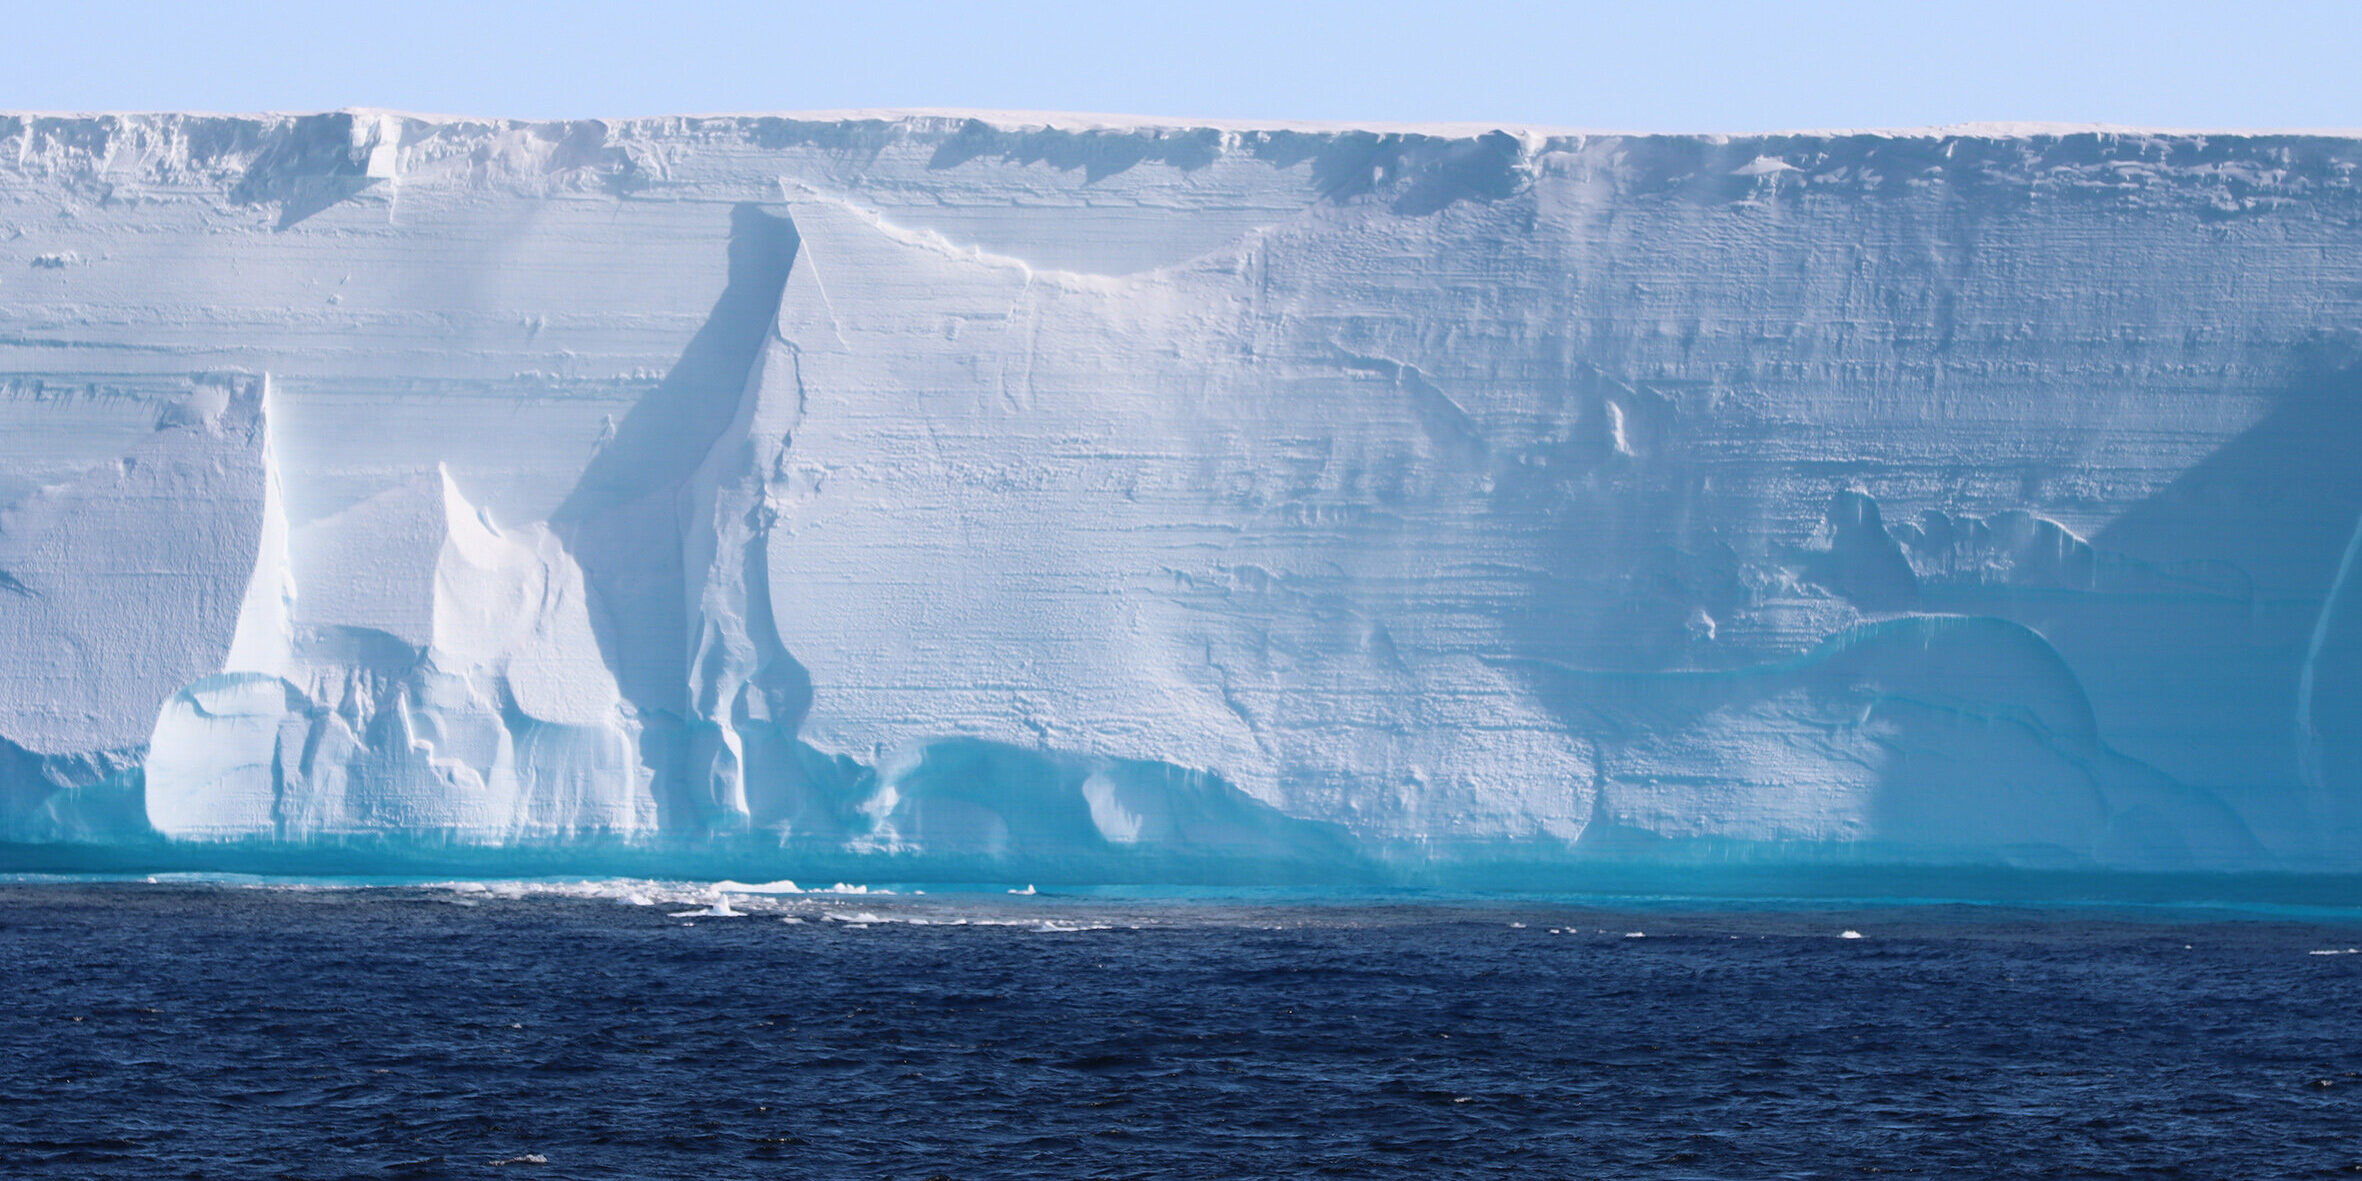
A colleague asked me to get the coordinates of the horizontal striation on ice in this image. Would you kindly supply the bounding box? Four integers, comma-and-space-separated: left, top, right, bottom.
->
3, 112, 2362, 877
0, 376, 275, 838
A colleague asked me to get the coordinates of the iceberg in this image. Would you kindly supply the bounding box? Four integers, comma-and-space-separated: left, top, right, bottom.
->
3, 111, 2361, 879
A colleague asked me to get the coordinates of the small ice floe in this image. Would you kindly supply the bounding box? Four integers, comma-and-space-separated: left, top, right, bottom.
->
1009, 884, 1037, 896
488, 1153, 548, 1166
620, 892, 655, 907
669, 891, 745, 918
824, 911, 890, 925
1841, 930, 1864, 940
1624, 931, 1646, 939
779, 916, 805, 925
2308, 948, 2362, 956
141, 872, 269, 885
1509, 922, 1526, 929
713, 879, 803, 895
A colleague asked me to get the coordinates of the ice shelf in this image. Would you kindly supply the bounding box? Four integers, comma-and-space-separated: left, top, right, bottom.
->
3, 111, 2362, 878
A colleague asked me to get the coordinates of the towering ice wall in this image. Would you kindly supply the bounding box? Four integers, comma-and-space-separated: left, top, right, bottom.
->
2, 111, 2360, 876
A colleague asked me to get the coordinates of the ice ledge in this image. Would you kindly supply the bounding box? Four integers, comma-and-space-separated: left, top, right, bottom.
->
6, 111, 2351, 238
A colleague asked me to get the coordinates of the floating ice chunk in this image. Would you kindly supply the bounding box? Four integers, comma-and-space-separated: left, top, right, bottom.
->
671, 891, 744, 918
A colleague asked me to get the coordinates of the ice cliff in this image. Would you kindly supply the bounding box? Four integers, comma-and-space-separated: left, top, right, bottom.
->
4, 111, 2361, 878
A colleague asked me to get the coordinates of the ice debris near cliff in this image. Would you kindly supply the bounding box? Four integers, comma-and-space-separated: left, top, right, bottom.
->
3, 111, 2362, 876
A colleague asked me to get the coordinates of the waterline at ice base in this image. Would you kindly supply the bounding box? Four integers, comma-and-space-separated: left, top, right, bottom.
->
5, 111, 2362, 890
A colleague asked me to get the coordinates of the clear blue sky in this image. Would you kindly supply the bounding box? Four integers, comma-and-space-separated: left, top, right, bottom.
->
4, 0, 2354, 131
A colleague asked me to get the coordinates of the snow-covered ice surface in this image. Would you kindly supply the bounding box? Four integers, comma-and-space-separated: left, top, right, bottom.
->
4, 111, 2362, 881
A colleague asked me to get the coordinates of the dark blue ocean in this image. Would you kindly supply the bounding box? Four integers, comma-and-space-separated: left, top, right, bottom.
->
6, 880, 2362, 1179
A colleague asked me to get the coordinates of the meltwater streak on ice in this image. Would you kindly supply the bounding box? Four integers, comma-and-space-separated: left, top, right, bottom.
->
3, 113, 2362, 882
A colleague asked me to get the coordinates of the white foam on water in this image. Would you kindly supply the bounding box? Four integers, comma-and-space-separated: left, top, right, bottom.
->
422, 878, 756, 909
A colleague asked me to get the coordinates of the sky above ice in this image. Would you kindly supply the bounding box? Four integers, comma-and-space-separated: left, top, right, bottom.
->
1, 0, 2354, 132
